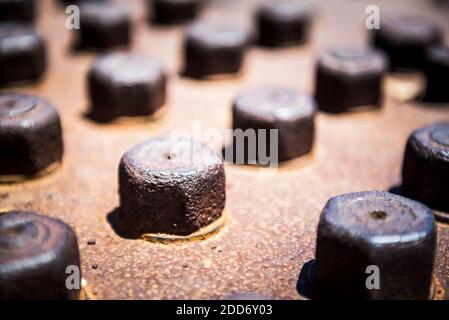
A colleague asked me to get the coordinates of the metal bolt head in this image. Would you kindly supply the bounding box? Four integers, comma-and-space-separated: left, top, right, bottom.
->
314, 47, 387, 113
0, 211, 81, 300
119, 136, 226, 237
88, 53, 166, 122
231, 85, 316, 163
315, 191, 436, 299
256, 0, 312, 47
371, 15, 442, 72
402, 122, 449, 212
0, 94, 63, 177
0, 23, 46, 85
182, 22, 251, 79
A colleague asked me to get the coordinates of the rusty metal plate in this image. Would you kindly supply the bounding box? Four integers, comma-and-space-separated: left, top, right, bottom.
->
1, 0, 449, 300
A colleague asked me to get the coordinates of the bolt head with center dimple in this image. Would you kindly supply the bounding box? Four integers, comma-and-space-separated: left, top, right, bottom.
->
119, 137, 226, 237
314, 191, 436, 300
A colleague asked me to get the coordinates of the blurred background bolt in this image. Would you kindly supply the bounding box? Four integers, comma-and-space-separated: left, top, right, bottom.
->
314, 47, 387, 113
402, 122, 449, 213
255, 0, 312, 48
0, 211, 81, 300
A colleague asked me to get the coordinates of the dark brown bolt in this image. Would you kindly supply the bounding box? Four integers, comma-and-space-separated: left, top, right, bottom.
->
0, 94, 63, 177
422, 46, 449, 103
314, 47, 387, 113
0, 23, 46, 86
371, 15, 442, 72
256, 0, 312, 48
88, 52, 166, 122
402, 122, 449, 212
148, 0, 204, 25
118, 137, 226, 237
0, 211, 81, 300
314, 191, 436, 300
0, 0, 36, 22
230, 86, 315, 164
182, 22, 251, 79
75, 1, 131, 51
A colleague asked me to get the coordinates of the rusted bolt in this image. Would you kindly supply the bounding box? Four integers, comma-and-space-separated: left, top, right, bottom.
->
0, 211, 81, 300
314, 48, 387, 113
314, 191, 436, 299
182, 22, 251, 79
422, 46, 449, 103
0, 0, 35, 22
371, 15, 442, 72
402, 122, 449, 213
231, 85, 315, 163
0, 94, 63, 177
256, 0, 312, 48
149, 0, 203, 25
74, 1, 131, 51
118, 137, 226, 237
87, 53, 166, 122
0, 23, 46, 86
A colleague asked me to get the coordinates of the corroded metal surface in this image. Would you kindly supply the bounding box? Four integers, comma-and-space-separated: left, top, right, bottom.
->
1, 0, 449, 299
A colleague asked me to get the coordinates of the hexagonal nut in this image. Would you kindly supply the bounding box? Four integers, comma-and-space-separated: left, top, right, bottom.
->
76, 1, 131, 50
0, 23, 46, 86
314, 47, 387, 113
315, 191, 436, 299
0, 211, 81, 300
182, 22, 251, 79
256, 0, 312, 47
402, 122, 449, 212
371, 15, 442, 71
231, 85, 315, 163
0, 94, 63, 178
119, 137, 226, 237
88, 53, 166, 122
149, 0, 203, 25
